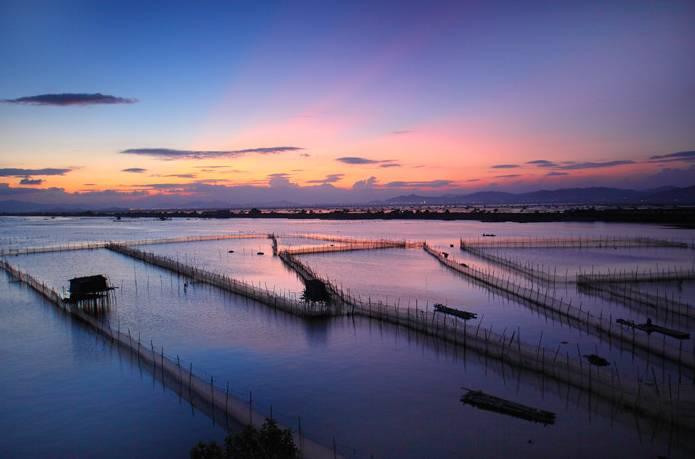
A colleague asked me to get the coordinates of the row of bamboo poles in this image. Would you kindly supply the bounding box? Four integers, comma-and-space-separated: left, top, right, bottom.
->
281, 240, 409, 256
0, 258, 339, 459
274, 252, 695, 432
0, 233, 271, 257
460, 244, 574, 283
106, 243, 338, 317
459, 236, 692, 249
423, 243, 695, 372
577, 267, 695, 284
460, 242, 695, 318
578, 282, 695, 322
285, 233, 421, 247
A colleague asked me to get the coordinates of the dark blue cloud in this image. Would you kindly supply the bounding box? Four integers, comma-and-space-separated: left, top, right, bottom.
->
19, 178, 44, 185
122, 146, 303, 160
649, 151, 695, 162
555, 160, 634, 170
385, 179, 452, 188
3, 93, 136, 106
491, 164, 519, 169
122, 167, 147, 173
0, 167, 71, 176
527, 159, 558, 168
336, 156, 397, 165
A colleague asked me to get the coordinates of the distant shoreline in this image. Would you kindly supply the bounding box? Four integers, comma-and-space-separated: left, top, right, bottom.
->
2, 207, 695, 228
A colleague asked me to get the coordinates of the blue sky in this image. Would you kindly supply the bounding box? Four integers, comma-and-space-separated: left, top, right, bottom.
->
1, 0, 694, 207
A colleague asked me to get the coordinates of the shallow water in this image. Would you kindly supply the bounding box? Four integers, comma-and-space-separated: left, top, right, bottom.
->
2, 216, 694, 250
2, 217, 695, 458
489, 247, 695, 276
140, 238, 305, 295
0, 272, 224, 459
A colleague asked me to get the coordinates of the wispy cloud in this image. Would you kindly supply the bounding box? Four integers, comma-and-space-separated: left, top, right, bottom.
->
306, 173, 344, 185
495, 174, 521, 178
385, 179, 453, 188
526, 159, 558, 168
649, 151, 695, 162
122, 146, 303, 160
19, 178, 44, 185
0, 167, 71, 177
162, 173, 197, 179
554, 160, 635, 170
391, 129, 412, 135
491, 164, 519, 169
379, 163, 401, 168
546, 171, 569, 176
122, 167, 147, 173
2, 93, 137, 106
336, 156, 397, 166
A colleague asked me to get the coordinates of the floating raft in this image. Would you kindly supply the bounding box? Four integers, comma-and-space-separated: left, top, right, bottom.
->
461, 389, 556, 425
584, 354, 610, 367
434, 304, 477, 320
616, 319, 690, 340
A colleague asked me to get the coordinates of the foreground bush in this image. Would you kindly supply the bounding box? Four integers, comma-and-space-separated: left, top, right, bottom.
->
191, 418, 298, 459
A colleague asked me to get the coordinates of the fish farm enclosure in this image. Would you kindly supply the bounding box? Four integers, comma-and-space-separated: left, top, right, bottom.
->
2, 217, 695, 458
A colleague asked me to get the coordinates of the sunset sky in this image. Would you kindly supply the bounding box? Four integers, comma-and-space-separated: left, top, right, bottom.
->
1, 0, 694, 207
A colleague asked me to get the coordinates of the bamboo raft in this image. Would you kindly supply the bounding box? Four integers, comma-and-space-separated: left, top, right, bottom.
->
616, 319, 691, 340
461, 389, 556, 425
433, 304, 477, 320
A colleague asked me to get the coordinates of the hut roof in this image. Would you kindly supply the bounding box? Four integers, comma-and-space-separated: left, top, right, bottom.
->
69, 275, 109, 294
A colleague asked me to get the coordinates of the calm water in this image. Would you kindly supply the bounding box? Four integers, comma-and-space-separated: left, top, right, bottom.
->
1, 217, 694, 458
0, 272, 225, 459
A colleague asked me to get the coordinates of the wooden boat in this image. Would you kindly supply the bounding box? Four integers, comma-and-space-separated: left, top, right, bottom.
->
616, 318, 690, 340
433, 304, 477, 320
257, 251, 265, 255
461, 388, 556, 425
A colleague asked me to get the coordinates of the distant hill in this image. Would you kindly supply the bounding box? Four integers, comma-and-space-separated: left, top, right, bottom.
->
2, 185, 694, 213
382, 186, 695, 205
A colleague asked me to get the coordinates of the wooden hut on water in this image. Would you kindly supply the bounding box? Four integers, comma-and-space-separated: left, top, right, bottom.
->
68, 275, 111, 303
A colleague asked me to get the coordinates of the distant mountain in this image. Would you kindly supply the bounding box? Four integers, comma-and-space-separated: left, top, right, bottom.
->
2, 185, 694, 214
642, 185, 695, 204
382, 186, 695, 205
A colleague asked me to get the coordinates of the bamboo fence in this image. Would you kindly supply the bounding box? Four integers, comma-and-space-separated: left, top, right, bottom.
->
0, 259, 343, 459
423, 243, 695, 372
106, 244, 340, 317
460, 237, 691, 250
578, 282, 695, 322
0, 233, 270, 257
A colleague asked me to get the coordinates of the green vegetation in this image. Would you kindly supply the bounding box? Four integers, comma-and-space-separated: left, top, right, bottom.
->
191, 418, 298, 459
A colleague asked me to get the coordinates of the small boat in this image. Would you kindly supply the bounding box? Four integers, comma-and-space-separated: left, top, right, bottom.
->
257, 251, 265, 256
434, 304, 477, 320
461, 388, 555, 425
616, 318, 690, 340
583, 354, 609, 367
482, 233, 496, 237
449, 243, 454, 248
228, 250, 235, 253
